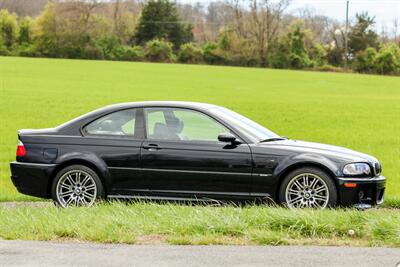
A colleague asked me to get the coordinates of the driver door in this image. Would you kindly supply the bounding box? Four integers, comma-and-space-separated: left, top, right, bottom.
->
140, 107, 253, 198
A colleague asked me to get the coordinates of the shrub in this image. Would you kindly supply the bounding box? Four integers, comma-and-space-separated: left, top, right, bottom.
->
208, 29, 259, 67
144, 39, 175, 63
326, 46, 344, 67
268, 39, 291, 69
313, 65, 348, 73
202, 42, 226, 65
13, 43, 40, 57
97, 37, 120, 60
354, 47, 377, 73
82, 44, 104, 60
311, 44, 328, 67
178, 43, 203, 64
114, 46, 145, 61
290, 53, 313, 69
374, 44, 400, 75
0, 37, 9, 55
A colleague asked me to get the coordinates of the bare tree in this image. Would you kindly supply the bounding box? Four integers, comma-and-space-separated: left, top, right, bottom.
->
243, 0, 291, 66
0, 0, 48, 16
293, 7, 335, 44
393, 18, 399, 43
206, 1, 235, 40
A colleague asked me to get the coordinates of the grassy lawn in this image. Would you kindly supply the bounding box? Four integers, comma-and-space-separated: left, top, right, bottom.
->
1, 57, 400, 246
0, 201, 400, 246
1, 56, 400, 201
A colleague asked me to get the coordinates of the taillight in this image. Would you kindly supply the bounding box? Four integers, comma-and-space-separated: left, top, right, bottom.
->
16, 141, 26, 157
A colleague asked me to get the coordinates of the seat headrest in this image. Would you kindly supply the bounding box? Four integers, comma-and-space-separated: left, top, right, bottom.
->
153, 122, 169, 139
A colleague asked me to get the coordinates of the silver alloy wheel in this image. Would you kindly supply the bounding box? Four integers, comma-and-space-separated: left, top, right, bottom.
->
56, 170, 97, 207
285, 173, 329, 209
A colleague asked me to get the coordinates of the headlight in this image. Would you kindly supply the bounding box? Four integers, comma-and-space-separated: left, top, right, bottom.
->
343, 163, 371, 176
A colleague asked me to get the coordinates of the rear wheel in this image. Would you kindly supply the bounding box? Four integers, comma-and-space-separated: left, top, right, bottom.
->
51, 165, 104, 208
279, 167, 337, 209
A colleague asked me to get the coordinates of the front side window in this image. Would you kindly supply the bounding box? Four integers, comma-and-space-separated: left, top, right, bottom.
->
85, 109, 137, 136
145, 108, 229, 142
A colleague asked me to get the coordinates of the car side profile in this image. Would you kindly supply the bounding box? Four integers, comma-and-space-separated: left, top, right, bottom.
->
10, 101, 386, 208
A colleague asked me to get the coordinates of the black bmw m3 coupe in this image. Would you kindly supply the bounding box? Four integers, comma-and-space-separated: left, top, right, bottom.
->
10, 101, 386, 208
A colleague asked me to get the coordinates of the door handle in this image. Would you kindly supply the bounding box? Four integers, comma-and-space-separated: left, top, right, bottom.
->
143, 144, 161, 151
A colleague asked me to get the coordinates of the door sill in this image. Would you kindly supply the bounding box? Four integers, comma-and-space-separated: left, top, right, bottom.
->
107, 193, 270, 202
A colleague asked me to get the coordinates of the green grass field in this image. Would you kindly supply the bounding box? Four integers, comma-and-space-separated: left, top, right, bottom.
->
1, 202, 400, 246
1, 56, 400, 202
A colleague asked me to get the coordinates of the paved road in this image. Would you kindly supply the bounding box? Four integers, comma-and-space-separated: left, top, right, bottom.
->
0, 240, 399, 267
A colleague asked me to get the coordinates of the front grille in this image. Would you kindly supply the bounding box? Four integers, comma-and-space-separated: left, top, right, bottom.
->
373, 162, 382, 176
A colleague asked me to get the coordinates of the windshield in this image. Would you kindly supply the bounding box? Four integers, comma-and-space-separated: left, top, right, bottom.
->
211, 107, 280, 143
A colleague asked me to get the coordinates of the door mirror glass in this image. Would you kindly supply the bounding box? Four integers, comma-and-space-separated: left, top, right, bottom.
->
218, 133, 237, 143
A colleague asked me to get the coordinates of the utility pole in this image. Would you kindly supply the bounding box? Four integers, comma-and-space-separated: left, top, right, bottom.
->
344, 0, 349, 69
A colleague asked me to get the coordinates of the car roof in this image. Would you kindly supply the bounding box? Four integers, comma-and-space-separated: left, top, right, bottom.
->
101, 101, 220, 111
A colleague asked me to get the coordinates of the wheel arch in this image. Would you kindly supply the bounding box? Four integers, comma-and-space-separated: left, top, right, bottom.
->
47, 159, 109, 198
274, 162, 340, 203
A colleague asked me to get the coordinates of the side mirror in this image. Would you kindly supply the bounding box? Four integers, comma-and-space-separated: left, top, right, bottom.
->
218, 132, 238, 143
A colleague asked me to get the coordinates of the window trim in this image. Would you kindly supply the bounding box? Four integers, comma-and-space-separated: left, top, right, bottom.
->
81, 108, 145, 140
143, 107, 246, 144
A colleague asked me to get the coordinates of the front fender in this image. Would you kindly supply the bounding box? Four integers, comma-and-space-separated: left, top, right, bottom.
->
274, 153, 340, 178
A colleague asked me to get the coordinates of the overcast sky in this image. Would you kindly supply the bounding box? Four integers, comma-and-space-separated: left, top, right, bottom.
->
181, 0, 400, 33
287, 0, 399, 30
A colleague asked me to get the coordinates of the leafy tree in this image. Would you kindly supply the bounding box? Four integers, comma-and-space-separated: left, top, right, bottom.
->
288, 26, 312, 69
33, 3, 58, 56
348, 12, 379, 54
134, 0, 193, 48
18, 16, 33, 44
0, 9, 19, 49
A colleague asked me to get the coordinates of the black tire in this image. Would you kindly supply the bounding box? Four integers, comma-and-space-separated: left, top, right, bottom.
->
51, 165, 105, 207
279, 167, 337, 209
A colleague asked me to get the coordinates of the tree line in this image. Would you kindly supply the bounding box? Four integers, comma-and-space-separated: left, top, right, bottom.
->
0, 0, 399, 75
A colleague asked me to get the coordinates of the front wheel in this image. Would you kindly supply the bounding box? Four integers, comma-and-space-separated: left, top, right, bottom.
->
279, 167, 337, 209
51, 165, 104, 208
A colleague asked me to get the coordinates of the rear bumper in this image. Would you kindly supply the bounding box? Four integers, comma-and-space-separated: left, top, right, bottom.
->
10, 161, 55, 199
337, 176, 386, 207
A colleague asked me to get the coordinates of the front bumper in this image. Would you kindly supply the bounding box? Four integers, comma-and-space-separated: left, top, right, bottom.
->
10, 161, 55, 199
337, 176, 386, 207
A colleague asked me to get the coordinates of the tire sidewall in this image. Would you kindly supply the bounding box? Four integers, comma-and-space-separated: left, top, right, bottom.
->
279, 167, 337, 208
51, 165, 105, 207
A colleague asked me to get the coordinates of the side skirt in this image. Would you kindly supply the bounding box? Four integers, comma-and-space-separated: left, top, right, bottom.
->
107, 193, 271, 203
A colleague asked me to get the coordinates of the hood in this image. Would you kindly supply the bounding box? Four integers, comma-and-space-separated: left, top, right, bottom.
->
259, 139, 379, 164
